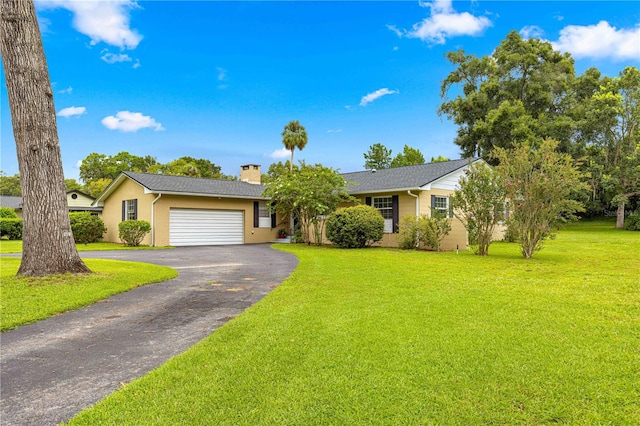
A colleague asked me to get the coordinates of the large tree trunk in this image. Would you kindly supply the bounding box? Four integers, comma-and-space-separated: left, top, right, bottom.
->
1, 0, 90, 276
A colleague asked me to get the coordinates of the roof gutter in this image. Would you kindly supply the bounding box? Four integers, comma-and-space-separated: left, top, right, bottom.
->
407, 190, 419, 217
151, 193, 162, 247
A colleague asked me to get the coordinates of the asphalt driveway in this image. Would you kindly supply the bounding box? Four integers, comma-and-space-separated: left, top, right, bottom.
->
0, 244, 298, 426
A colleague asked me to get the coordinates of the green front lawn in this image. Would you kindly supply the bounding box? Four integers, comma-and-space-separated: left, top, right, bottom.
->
0, 240, 171, 254
68, 219, 640, 425
0, 258, 177, 331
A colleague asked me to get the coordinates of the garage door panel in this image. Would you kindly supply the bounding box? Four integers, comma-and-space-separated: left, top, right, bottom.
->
170, 208, 244, 246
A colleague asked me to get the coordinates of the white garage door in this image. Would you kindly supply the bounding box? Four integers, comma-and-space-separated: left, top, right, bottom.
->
169, 208, 244, 246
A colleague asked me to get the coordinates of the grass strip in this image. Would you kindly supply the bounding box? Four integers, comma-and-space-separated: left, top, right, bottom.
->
0, 240, 171, 254
1, 258, 177, 331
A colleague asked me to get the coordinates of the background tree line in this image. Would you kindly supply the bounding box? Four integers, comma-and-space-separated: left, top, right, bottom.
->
1, 152, 236, 198
438, 30, 639, 226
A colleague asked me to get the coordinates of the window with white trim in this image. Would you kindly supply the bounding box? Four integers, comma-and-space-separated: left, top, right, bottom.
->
124, 199, 137, 220
373, 196, 394, 233
433, 196, 450, 218
258, 201, 271, 228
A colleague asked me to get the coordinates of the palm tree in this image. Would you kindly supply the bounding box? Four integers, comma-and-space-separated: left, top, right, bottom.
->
281, 120, 308, 171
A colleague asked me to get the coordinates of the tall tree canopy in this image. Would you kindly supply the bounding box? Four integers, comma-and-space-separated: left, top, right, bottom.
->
1, 0, 90, 275
582, 66, 640, 227
390, 144, 425, 168
363, 143, 393, 169
79, 152, 232, 196
0, 171, 21, 196
281, 120, 308, 171
79, 152, 158, 184
439, 30, 576, 160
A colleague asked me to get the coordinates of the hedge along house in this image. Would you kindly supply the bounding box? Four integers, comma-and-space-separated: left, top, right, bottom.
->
341, 158, 483, 250
93, 165, 285, 246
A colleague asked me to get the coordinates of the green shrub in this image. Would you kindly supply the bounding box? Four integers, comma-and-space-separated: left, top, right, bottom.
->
420, 211, 452, 252
397, 216, 419, 249
623, 212, 640, 231
118, 220, 151, 246
0, 218, 22, 240
397, 213, 452, 252
69, 212, 107, 244
0, 207, 18, 218
325, 205, 384, 248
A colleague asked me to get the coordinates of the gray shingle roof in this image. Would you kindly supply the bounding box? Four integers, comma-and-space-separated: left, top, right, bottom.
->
123, 171, 267, 198
0, 196, 23, 209
342, 158, 473, 193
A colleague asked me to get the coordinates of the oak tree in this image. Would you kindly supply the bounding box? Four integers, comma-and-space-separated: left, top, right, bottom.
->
1, 0, 90, 275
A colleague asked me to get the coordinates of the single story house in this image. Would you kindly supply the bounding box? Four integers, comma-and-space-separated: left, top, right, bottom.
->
93, 165, 284, 246
0, 190, 102, 219
342, 158, 482, 250
94, 159, 491, 250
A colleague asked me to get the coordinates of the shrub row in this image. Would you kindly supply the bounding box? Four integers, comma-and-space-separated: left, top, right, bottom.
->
624, 211, 640, 231
0, 218, 22, 240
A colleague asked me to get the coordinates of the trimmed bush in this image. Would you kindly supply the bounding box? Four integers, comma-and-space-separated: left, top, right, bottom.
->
69, 212, 107, 244
0, 218, 22, 240
623, 212, 640, 231
118, 220, 151, 246
325, 205, 384, 248
0, 207, 18, 218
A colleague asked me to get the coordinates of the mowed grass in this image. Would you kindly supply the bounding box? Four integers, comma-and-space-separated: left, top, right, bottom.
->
0, 258, 177, 331
68, 219, 639, 425
0, 240, 170, 254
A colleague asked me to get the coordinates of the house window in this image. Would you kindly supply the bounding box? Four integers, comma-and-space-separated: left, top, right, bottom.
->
373, 196, 394, 233
258, 201, 271, 228
254, 201, 275, 228
432, 196, 450, 218
123, 199, 137, 220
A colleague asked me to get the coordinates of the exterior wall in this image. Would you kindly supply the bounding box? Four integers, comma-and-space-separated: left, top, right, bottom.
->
422, 188, 468, 251
102, 181, 284, 246
67, 192, 95, 208
347, 189, 469, 251
152, 195, 282, 246
101, 179, 156, 245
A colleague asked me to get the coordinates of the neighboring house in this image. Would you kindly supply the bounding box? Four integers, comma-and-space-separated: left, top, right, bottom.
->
66, 190, 103, 215
93, 165, 283, 246
342, 158, 482, 250
93, 159, 489, 249
0, 196, 23, 218
0, 191, 101, 219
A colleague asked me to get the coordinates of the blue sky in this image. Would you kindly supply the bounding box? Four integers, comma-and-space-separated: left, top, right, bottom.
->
2, 1, 639, 181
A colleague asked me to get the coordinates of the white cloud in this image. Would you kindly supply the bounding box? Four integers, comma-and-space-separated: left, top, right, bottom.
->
101, 50, 132, 64
57, 106, 86, 118
327, 129, 343, 134
360, 88, 399, 107
58, 86, 73, 95
267, 148, 291, 159
38, 0, 142, 49
216, 67, 227, 81
101, 111, 164, 132
390, 0, 492, 45
520, 25, 545, 39
551, 21, 640, 61
132, 59, 141, 69
75, 160, 83, 169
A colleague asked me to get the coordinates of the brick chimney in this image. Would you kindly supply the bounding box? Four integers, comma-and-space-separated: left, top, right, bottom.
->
240, 164, 261, 184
